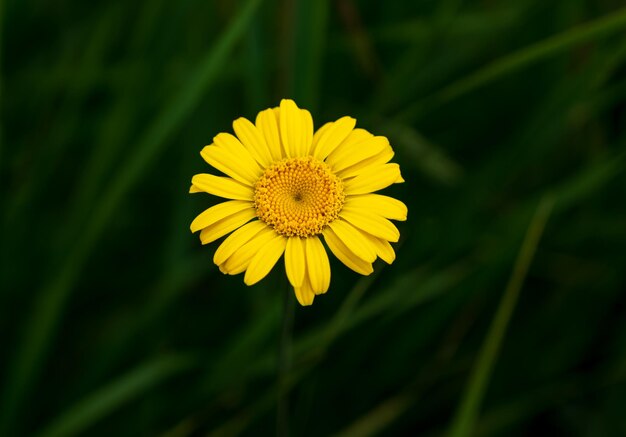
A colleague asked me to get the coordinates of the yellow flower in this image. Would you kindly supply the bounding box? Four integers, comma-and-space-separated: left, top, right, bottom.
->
190, 99, 407, 306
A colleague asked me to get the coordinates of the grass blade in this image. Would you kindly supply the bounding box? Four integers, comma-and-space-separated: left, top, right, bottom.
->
290, 0, 329, 112
332, 394, 413, 437
0, 0, 264, 433
36, 354, 195, 437
379, 120, 462, 185
399, 6, 626, 121
0, 0, 4, 172
447, 196, 554, 437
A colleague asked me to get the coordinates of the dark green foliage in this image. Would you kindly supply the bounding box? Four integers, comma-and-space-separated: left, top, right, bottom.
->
1, 0, 626, 435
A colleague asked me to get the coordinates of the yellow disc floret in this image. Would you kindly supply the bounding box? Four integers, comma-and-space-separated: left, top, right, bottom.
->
254, 157, 345, 237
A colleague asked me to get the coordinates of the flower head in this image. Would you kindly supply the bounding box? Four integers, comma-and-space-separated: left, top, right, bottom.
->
190, 99, 407, 306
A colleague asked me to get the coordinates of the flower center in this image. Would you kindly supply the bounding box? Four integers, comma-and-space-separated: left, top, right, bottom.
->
254, 157, 345, 237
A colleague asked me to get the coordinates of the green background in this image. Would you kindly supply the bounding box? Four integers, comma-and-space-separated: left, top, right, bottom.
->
2, 0, 626, 435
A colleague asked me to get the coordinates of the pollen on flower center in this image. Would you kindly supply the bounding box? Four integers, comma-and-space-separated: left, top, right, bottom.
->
254, 156, 345, 237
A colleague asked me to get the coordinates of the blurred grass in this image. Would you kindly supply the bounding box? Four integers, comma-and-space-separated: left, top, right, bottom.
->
397, 5, 626, 121
2, 0, 626, 436
0, 0, 3, 170
0, 0, 264, 433
289, 0, 329, 111
37, 354, 196, 437
448, 196, 553, 437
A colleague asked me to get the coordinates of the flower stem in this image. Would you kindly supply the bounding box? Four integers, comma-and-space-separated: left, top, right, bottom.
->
277, 281, 295, 437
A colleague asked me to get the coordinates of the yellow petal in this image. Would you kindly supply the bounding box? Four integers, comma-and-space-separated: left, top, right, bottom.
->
201, 141, 261, 186
285, 237, 306, 288
305, 236, 330, 294
369, 235, 396, 264
339, 128, 374, 148
301, 109, 314, 156
244, 234, 288, 285
312, 122, 333, 149
343, 163, 402, 195
312, 116, 356, 160
221, 227, 277, 275
336, 145, 394, 179
339, 208, 400, 242
233, 117, 273, 168
326, 128, 374, 166
322, 227, 374, 276
327, 136, 389, 173
344, 194, 407, 221
280, 99, 307, 158
327, 219, 377, 263
199, 208, 257, 245
273, 107, 281, 124
189, 185, 202, 193
190, 200, 254, 233
255, 108, 283, 161
294, 275, 315, 306
214, 132, 260, 161
214, 220, 266, 265
190, 174, 254, 200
